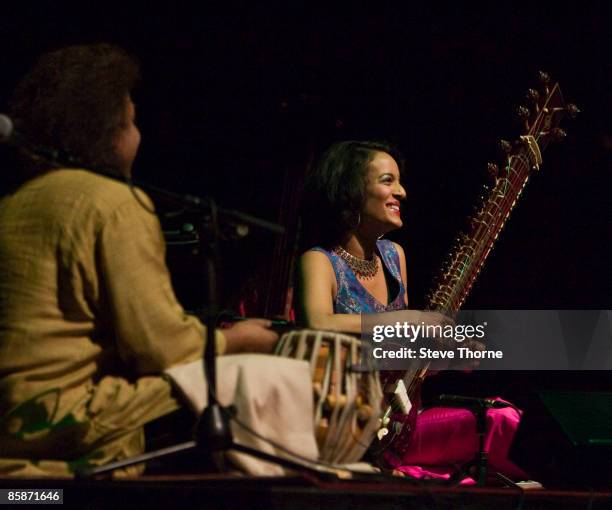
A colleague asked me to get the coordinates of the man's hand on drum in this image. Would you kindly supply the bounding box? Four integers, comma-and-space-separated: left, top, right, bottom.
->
223, 319, 279, 354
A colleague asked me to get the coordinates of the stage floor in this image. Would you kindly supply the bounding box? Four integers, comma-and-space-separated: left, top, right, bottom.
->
1, 474, 611, 509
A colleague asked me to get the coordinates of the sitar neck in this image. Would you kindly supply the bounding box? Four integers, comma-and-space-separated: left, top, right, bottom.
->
427, 81, 574, 314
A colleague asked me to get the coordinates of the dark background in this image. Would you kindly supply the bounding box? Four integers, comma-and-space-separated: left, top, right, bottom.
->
1, 3, 610, 399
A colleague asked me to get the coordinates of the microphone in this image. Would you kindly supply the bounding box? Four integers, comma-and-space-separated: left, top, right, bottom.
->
0, 114, 15, 143
0, 114, 33, 150
438, 394, 511, 409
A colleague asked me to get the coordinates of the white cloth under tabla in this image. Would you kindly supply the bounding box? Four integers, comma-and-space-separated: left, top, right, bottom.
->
165, 354, 319, 476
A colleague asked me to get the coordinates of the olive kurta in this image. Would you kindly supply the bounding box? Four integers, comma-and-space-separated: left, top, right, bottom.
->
0, 169, 225, 475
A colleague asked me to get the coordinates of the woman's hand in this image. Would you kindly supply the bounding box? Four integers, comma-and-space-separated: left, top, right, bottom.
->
222, 319, 279, 354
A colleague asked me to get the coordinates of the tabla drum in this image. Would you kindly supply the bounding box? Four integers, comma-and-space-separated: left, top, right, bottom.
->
275, 329, 383, 464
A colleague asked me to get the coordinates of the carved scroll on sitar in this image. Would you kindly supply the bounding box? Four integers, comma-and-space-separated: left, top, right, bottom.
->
376, 72, 579, 455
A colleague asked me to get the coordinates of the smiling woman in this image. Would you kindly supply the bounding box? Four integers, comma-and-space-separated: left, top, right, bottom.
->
297, 140, 426, 333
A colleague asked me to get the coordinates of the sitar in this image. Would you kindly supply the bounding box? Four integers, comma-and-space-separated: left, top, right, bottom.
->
376, 71, 579, 456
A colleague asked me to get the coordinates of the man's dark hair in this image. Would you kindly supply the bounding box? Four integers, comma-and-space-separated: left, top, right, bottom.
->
7, 43, 140, 180
300, 140, 405, 249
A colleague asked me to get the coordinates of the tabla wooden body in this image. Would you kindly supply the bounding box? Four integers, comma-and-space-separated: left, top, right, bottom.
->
275, 329, 383, 464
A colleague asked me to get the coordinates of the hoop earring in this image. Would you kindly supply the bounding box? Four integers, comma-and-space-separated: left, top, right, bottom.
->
350, 213, 361, 230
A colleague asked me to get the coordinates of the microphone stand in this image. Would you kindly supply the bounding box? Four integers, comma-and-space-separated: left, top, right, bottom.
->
437, 395, 517, 487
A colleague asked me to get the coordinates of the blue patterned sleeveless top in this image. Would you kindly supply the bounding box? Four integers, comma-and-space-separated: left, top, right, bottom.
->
311, 239, 406, 314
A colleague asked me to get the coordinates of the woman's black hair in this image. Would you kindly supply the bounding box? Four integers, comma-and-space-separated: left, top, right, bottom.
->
300, 140, 404, 250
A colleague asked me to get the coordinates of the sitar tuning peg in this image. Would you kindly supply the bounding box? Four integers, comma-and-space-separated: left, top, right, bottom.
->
551, 128, 567, 142
538, 71, 551, 85
526, 89, 540, 104
538, 71, 551, 94
566, 104, 580, 119
458, 232, 470, 244
516, 105, 530, 120
487, 163, 499, 179
516, 105, 531, 130
498, 139, 513, 154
